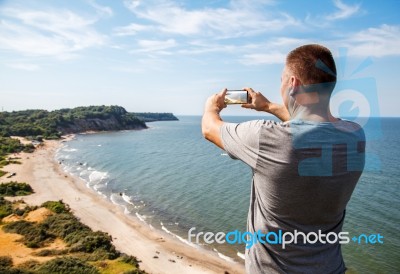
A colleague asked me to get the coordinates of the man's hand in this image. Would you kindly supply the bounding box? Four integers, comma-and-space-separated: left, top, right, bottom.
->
204, 88, 228, 114
202, 88, 228, 150
241, 87, 271, 112
241, 87, 290, 122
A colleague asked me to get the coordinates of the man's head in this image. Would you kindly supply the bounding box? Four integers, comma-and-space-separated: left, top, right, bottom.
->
280, 44, 337, 110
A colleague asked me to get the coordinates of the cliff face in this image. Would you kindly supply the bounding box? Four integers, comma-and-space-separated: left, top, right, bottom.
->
57, 116, 147, 134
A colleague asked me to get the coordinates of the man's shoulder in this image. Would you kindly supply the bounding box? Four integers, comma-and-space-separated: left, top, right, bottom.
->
289, 119, 366, 143
334, 119, 365, 134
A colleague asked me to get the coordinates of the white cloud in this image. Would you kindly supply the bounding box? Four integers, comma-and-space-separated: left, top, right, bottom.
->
345, 24, 400, 57
0, 7, 106, 58
178, 40, 238, 55
326, 0, 361, 21
7, 62, 40, 71
88, 0, 113, 17
122, 0, 299, 38
125, 0, 140, 10
113, 23, 151, 36
241, 52, 286, 65
109, 66, 144, 73
239, 23, 400, 65
134, 38, 177, 54
239, 37, 310, 65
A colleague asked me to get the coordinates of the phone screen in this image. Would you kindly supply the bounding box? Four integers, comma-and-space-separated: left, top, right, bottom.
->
224, 91, 249, 104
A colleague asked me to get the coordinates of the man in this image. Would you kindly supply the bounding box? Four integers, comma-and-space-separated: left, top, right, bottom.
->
202, 44, 365, 273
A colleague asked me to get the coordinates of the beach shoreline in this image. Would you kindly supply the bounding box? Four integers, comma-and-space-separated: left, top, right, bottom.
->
0, 137, 245, 274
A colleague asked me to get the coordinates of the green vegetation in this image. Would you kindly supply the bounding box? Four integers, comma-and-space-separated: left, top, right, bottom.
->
0, 197, 13, 218
43, 213, 118, 259
37, 257, 99, 274
133, 112, 178, 122
3, 220, 55, 248
0, 256, 16, 274
0, 137, 34, 177
92, 257, 147, 274
0, 198, 35, 219
0, 256, 99, 274
0, 106, 179, 139
42, 200, 70, 214
0, 182, 34, 197
1, 199, 146, 273
0, 256, 147, 274
2, 200, 116, 255
0, 105, 147, 139
0, 137, 34, 162
0, 137, 34, 155
0, 256, 13, 268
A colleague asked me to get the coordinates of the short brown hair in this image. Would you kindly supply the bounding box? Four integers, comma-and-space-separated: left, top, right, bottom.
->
286, 44, 337, 92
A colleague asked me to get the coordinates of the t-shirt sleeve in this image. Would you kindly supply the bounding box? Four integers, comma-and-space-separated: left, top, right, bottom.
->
220, 120, 263, 169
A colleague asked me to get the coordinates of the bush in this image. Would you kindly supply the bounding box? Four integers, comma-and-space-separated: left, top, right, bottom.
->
36, 257, 99, 274
41, 211, 119, 259
120, 254, 140, 268
3, 220, 33, 234
0, 256, 31, 274
41, 200, 69, 214
69, 231, 115, 254
0, 197, 13, 218
0, 137, 34, 158
123, 270, 147, 274
0, 256, 13, 268
34, 249, 68, 257
14, 207, 28, 217
0, 170, 6, 177
43, 213, 88, 239
22, 144, 34, 153
0, 182, 33, 197
15, 259, 40, 271
3, 220, 54, 248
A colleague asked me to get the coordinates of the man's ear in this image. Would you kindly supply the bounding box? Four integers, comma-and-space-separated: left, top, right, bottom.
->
291, 77, 321, 105
289, 76, 301, 97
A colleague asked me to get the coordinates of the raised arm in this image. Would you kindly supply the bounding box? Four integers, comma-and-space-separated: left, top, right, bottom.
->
201, 89, 227, 150
241, 87, 290, 122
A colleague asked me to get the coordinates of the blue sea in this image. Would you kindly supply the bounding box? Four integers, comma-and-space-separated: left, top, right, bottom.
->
56, 116, 400, 273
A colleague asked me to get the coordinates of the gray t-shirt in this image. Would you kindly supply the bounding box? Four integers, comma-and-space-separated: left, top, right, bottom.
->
220, 119, 365, 274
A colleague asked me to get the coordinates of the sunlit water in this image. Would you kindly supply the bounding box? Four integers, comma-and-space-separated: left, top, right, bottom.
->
56, 116, 400, 273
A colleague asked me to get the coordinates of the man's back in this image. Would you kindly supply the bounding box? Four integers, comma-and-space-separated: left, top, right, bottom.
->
221, 119, 365, 273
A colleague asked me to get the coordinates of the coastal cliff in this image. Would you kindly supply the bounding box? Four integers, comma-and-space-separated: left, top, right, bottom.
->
58, 115, 146, 134
0, 106, 178, 139
133, 112, 179, 122
57, 106, 148, 134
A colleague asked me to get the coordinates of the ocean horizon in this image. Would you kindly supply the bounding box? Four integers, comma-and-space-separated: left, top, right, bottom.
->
56, 115, 400, 273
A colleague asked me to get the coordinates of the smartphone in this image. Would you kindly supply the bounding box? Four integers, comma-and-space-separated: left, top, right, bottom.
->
224, 90, 249, 104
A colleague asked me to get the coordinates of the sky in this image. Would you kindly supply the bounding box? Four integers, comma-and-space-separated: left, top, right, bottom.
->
1, 0, 399, 116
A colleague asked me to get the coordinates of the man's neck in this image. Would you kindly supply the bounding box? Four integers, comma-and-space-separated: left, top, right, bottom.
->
292, 106, 338, 123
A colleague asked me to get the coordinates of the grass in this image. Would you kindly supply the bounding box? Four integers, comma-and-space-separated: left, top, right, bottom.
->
92, 259, 141, 274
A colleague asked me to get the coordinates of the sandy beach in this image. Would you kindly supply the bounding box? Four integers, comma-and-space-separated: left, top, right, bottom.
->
0, 137, 245, 274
